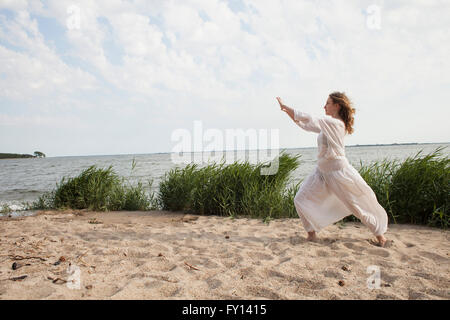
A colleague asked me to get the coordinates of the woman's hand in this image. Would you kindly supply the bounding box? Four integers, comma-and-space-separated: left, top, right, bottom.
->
276, 97, 287, 112
277, 96, 296, 122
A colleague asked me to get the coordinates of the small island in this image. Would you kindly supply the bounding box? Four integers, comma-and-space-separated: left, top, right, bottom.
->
0, 151, 46, 159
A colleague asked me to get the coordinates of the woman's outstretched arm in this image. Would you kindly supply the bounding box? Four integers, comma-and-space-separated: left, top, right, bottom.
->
276, 96, 321, 133
276, 97, 295, 121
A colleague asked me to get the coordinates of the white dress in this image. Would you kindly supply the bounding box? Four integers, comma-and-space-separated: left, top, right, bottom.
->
293, 109, 388, 236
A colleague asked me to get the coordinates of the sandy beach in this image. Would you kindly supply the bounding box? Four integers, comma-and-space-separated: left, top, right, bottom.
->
0, 209, 448, 300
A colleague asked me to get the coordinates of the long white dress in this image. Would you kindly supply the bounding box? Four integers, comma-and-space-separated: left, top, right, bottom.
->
293, 109, 388, 236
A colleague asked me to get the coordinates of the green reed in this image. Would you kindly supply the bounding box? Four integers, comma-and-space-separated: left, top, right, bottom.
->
30, 164, 158, 211
158, 151, 302, 218
355, 147, 449, 228
1, 203, 12, 214
160, 147, 448, 228
28, 147, 449, 229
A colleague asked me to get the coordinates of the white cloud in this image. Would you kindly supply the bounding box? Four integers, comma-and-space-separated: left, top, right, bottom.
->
0, 10, 97, 102
0, 0, 28, 11
1, 0, 449, 156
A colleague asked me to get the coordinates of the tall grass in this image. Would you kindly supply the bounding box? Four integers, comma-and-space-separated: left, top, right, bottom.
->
31, 164, 158, 211
158, 151, 302, 218
160, 147, 449, 229
356, 147, 449, 228
28, 147, 449, 229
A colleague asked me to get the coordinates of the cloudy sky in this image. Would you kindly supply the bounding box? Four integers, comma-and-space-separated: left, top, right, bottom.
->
0, 0, 449, 157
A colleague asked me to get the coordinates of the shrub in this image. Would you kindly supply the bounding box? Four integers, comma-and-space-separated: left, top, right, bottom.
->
158, 151, 302, 218
32, 164, 158, 211
355, 147, 449, 228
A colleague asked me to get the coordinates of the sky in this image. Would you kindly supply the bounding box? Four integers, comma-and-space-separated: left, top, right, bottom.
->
0, 0, 449, 157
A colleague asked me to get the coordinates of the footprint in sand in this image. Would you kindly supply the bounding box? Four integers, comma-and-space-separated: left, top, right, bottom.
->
367, 248, 390, 258
322, 269, 342, 279
185, 256, 220, 269
30, 285, 55, 299
316, 249, 330, 257
129, 272, 147, 279
343, 242, 365, 252
337, 252, 350, 258
368, 238, 394, 248
246, 251, 274, 261
145, 243, 169, 252
158, 283, 181, 297
92, 248, 105, 255
221, 258, 242, 268
265, 269, 326, 290
238, 267, 254, 278
144, 280, 164, 289
289, 236, 304, 245
292, 277, 327, 291
265, 269, 288, 279
266, 242, 281, 252
418, 251, 448, 263
205, 277, 222, 290
105, 285, 125, 298
408, 290, 429, 300
376, 293, 400, 300
424, 288, 450, 299
413, 272, 434, 280
399, 254, 422, 264
126, 249, 151, 259
218, 251, 234, 259
277, 257, 291, 265
381, 273, 398, 285
141, 259, 177, 272
318, 238, 338, 245
245, 285, 284, 299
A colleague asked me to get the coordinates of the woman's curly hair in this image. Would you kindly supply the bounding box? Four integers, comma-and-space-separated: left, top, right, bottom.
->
329, 91, 356, 134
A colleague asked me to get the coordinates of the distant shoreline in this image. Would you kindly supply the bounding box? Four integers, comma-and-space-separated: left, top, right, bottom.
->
346, 142, 420, 148
3, 142, 448, 159
0, 153, 36, 159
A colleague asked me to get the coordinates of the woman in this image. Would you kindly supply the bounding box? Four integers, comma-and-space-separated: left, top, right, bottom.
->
276, 92, 390, 247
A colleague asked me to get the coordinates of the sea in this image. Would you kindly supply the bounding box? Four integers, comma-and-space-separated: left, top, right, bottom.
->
1, 143, 448, 216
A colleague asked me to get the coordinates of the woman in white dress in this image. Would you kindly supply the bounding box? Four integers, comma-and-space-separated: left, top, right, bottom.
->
276, 92, 389, 247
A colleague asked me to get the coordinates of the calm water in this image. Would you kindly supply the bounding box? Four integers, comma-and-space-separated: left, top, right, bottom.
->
1, 143, 448, 214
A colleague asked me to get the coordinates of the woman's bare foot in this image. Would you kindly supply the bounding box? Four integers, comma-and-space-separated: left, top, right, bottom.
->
306, 231, 317, 241
376, 235, 387, 247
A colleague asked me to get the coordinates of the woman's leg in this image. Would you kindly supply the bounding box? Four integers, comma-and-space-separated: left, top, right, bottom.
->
293, 168, 329, 239
330, 190, 389, 245
294, 198, 316, 233
325, 167, 389, 241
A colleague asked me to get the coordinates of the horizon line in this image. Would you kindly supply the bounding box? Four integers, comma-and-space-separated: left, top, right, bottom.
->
35, 141, 450, 158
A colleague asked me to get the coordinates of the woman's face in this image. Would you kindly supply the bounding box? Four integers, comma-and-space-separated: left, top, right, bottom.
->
324, 97, 340, 116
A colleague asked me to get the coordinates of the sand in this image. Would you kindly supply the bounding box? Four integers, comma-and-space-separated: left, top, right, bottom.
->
0, 209, 448, 300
